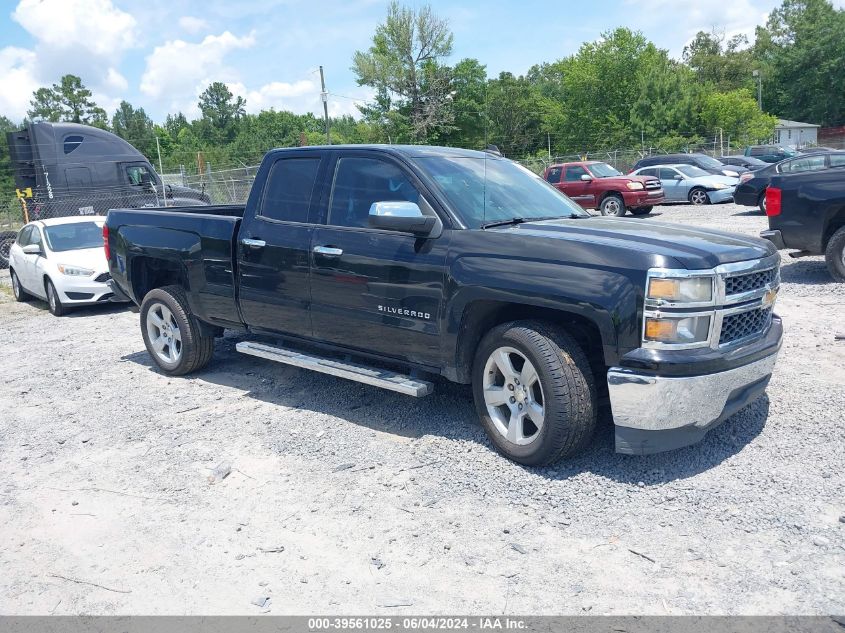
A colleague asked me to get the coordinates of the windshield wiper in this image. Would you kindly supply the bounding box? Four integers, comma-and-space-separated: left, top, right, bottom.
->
481, 214, 586, 229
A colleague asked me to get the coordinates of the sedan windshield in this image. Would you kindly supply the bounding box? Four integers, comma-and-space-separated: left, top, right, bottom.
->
696, 155, 725, 169
415, 155, 590, 228
677, 165, 710, 178
43, 222, 104, 252
589, 162, 622, 177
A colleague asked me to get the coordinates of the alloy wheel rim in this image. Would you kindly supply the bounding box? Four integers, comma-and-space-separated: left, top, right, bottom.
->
691, 190, 707, 205
146, 302, 183, 364
48, 286, 56, 311
12, 272, 20, 298
482, 346, 545, 446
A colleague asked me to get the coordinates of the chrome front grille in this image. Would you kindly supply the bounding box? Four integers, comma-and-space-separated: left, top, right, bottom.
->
719, 307, 773, 345
725, 268, 776, 296
645, 180, 662, 190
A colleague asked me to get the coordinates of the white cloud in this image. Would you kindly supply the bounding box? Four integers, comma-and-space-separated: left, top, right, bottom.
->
225, 80, 369, 119
178, 16, 209, 34
140, 31, 256, 115
0, 0, 137, 121
0, 47, 39, 121
12, 0, 137, 57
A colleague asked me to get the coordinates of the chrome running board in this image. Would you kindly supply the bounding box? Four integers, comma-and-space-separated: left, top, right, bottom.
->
236, 341, 434, 397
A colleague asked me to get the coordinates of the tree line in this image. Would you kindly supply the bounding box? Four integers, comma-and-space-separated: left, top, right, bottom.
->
2, 0, 843, 195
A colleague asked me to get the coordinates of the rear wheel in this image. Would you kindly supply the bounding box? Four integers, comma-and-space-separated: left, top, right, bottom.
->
472, 321, 596, 466
689, 188, 709, 205
10, 269, 29, 302
599, 194, 626, 217
825, 226, 845, 282
758, 190, 767, 214
45, 278, 66, 316
140, 285, 214, 375
630, 206, 652, 216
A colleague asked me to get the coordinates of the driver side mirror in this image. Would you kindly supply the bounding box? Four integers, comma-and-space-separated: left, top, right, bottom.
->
673, 174, 684, 180
22, 243, 42, 255
369, 201, 436, 237
580, 174, 593, 182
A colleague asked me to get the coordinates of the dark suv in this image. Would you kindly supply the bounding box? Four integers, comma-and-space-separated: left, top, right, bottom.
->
631, 153, 747, 178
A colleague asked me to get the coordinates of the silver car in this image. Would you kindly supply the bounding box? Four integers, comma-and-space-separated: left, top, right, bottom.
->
631, 164, 738, 205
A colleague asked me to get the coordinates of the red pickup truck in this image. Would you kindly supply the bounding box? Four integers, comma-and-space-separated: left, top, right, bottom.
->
543, 161, 664, 217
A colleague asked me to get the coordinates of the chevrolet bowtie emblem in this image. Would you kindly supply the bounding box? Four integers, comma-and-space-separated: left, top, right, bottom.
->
762, 287, 778, 308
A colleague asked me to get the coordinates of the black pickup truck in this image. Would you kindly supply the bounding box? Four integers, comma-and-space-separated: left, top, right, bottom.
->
105, 145, 783, 465
761, 167, 845, 281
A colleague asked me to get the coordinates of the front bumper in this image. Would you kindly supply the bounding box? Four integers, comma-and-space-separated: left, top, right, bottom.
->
608, 348, 779, 455
623, 190, 664, 207
54, 277, 124, 305
707, 188, 735, 204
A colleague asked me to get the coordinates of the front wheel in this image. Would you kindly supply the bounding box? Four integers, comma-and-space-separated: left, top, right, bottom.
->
45, 279, 66, 316
629, 206, 652, 216
689, 188, 710, 205
140, 285, 214, 375
472, 321, 596, 466
825, 226, 845, 282
599, 195, 626, 217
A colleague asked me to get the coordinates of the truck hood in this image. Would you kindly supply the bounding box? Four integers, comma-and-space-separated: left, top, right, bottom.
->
596, 175, 657, 186
497, 217, 775, 269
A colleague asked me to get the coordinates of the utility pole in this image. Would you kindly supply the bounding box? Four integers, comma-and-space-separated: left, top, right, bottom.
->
752, 70, 762, 110
319, 66, 330, 145
547, 133, 551, 160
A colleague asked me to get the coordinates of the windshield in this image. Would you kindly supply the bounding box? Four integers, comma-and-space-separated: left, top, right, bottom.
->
43, 221, 104, 252
677, 165, 710, 178
696, 155, 724, 169
415, 155, 589, 228
588, 162, 621, 178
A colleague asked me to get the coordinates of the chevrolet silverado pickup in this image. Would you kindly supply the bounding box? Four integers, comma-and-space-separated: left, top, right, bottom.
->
105, 145, 783, 465
761, 167, 845, 281
542, 161, 663, 217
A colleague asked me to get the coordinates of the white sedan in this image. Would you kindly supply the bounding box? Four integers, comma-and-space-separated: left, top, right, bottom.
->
8, 216, 126, 316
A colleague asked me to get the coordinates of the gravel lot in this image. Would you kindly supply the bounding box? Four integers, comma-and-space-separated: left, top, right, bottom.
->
0, 202, 843, 616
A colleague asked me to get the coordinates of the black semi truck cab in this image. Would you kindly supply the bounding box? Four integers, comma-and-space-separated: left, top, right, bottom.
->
106, 145, 783, 465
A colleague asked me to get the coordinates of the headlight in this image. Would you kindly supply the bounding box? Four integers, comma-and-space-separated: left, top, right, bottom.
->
710, 182, 730, 190
644, 315, 712, 345
626, 181, 644, 190
647, 276, 713, 304
723, 170, 739, 177
57, 264, 94, 277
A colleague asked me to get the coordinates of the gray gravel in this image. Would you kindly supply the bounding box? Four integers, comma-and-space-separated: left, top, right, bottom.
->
0, 201, 843, 615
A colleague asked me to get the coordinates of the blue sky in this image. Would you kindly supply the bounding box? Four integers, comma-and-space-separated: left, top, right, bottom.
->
0, 0, 828, 124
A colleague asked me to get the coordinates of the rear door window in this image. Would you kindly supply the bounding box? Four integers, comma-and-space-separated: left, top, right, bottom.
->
545, 167, 562, 184
260, 157, 321, 223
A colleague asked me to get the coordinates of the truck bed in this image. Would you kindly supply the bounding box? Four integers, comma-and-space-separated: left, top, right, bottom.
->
106, 205, 246, 328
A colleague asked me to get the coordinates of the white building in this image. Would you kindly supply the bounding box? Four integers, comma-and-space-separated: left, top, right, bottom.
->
774, 119, 819, 147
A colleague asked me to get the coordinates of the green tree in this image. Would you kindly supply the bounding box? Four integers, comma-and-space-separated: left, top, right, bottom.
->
352, 1, 455, 142
700, 89, 777, 143
485, 72, 547, 157
112, 101, 157, 159
631, 61, 703, 146
27, 75, 108, 127
442, 58, 488, 149
683, 30, 755, 92
197, 82, 247, 143
754, 0, 845, 126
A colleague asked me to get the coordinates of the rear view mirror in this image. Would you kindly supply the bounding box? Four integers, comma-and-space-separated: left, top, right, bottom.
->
22, 243, 42, 255
369, 201, 436, 236
580, 174, 593, 182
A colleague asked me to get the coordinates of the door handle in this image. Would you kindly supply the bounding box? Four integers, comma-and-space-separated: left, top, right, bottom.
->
241, 238, 266, 248
313, 246, 343, 257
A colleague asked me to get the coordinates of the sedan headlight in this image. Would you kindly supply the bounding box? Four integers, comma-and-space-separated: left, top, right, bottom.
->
647, 275, 714, 304
723, 170, 739, 177
644, 315, 712, 345
57, 264, 94, 277
626, 181, 644, 190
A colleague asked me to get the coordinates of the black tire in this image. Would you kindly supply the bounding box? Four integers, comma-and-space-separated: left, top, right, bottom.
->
140, 285, 214, 375
45, 278, 66, 316
688, 187, 710, 205
599, 194, 626, 217
629, 206, 652, 216
10, 268, 29, 302
758, 190, 767, 215
471, 320, 597, 466
824, 226, 845, 282
0, 232, 15, 270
